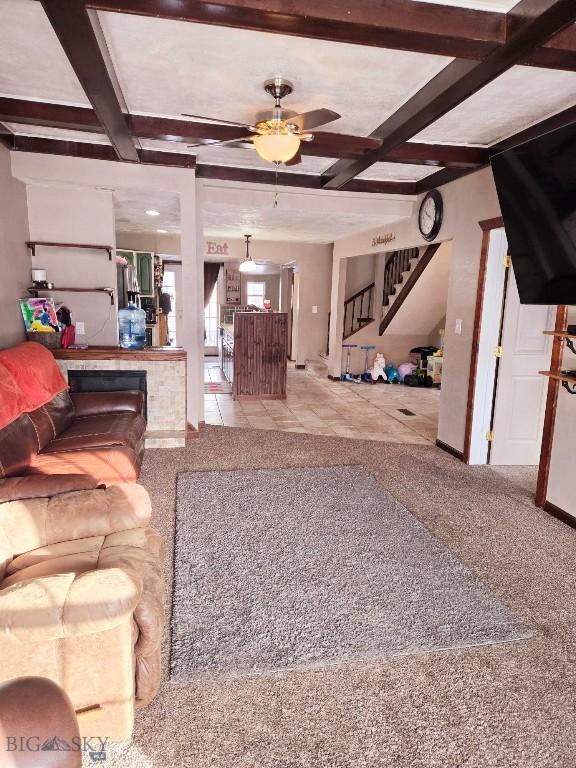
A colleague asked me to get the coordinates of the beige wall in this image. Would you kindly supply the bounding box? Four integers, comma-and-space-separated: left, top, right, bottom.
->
332, 167, 501, 453
345, 253, 375, 298
116, 231, 181, 256
11, 153, 203, 428
547, 306, 576, 516
26, 184, 117, 345
0, 145, 30, 349
205, 238, 332, 366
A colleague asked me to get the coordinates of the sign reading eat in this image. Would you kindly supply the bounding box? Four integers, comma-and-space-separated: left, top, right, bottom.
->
206, 241, 229, 255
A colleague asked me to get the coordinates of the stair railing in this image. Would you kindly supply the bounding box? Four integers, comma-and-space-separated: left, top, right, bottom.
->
343, 282, 375, 339
382, 247, 420, 310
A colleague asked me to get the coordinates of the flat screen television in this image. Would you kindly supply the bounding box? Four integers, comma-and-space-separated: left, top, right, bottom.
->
491, 122, 576, 305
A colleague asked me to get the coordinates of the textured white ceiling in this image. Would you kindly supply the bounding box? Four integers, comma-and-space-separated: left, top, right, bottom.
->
202, 203, 399, 244
113, 188, 180, 233
415, 65, 576, 146
7, 123, 110, 145
98, 12, 451, 136
0, 0, 89, 105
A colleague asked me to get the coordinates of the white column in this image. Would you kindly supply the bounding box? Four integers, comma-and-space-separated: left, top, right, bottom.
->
327, 251, 347, 378
179, 176, 203, 430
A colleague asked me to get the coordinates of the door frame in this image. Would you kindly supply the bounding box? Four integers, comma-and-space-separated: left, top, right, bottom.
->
465, 218, 566, 504
464, 221, 509, 465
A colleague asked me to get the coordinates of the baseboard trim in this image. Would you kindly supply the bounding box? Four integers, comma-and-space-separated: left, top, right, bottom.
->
186, 422, 199, 438
435, 438, 464, 462
295, 364, 306, 370
543, 500, 576, 530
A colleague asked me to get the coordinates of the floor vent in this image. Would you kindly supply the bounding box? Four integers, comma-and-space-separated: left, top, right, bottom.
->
398, 408, 416, 416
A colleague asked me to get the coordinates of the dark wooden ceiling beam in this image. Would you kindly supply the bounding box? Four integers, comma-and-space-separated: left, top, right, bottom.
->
0, 122, 15, 150
10, 135, 416, 193
0, 97, 488, 168
87, 0, 576, 71
195, 163, 417, 194
322, 0, 576, 190
88, 0, 505, 60
11, 135, 194, 168
39, 0, 139, 161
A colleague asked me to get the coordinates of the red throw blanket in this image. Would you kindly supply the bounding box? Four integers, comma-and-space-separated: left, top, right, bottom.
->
0, 342, 68, 430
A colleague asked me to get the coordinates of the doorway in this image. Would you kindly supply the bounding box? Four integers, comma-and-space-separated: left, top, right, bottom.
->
467, 227, 554, 467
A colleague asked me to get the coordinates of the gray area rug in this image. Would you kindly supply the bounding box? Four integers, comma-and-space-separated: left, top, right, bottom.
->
171, 465, 531, 681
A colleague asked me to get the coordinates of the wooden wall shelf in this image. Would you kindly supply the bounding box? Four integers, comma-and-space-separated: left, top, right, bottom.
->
26, 241, 113, 260
28, 286, 115, 305
540, 370, 576, 384
540, 369, 576, 394
543, 330, 576, 355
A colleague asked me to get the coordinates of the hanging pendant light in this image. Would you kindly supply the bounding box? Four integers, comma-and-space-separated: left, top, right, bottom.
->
239, 234, 257, 273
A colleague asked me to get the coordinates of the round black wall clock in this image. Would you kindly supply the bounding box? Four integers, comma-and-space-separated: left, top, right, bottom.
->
418, 189, 443, 242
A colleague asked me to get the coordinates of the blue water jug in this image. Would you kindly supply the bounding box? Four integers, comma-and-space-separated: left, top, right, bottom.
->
118, 301, 146, 349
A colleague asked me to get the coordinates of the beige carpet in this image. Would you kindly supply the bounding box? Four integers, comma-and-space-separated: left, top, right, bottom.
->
100, 425, 576, 768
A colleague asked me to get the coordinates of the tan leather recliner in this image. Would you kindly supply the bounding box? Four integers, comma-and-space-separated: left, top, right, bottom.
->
0, 478, 164, 742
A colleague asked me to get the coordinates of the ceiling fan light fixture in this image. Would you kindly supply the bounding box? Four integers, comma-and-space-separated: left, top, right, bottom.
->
253, 132, 300, 163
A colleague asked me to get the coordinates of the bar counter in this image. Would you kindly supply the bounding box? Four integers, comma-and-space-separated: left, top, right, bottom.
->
52, 345, 186, 361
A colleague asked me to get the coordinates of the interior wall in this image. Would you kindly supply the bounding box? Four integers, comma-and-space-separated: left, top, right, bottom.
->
205, 238, 332, 366
0, 145, 30, 349
546, 306, 576, 517
11, 152, 203, 428
116, 231, 181, 255
26, 184, 117, 345
345, 253, 375, 298
332, 167, 501, 453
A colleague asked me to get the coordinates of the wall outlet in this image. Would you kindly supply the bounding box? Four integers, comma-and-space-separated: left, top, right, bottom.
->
454, 319, 462, 335
75, 321, 85, 335
311, 305, 318, 314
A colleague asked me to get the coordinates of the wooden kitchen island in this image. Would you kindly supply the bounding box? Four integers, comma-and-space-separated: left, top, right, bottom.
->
219, 312, 288, 400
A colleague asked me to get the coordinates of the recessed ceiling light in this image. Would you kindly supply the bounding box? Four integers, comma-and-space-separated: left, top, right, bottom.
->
157, 228, 168, 234
145, 209, 160, 217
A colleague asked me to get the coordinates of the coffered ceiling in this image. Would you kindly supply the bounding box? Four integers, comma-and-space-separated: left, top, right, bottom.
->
0, 0, 576, 226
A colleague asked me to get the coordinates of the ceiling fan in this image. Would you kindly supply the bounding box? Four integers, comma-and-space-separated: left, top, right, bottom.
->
183, 76, 341, 166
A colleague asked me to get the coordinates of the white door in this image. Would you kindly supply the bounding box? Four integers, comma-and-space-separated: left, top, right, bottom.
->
490, 270, 555, 465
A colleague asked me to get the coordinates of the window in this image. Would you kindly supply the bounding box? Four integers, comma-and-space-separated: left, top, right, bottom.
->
204, 282, 219, 347
246, 281, 265, 309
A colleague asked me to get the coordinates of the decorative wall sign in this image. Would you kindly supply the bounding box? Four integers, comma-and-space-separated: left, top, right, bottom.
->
371, 233, 396, 248
206, 241, 229, 256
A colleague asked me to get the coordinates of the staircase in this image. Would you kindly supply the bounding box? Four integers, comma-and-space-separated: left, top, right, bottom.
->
325, 282, 375, 355
343, 282, 375, 339
379, 244, 440, 335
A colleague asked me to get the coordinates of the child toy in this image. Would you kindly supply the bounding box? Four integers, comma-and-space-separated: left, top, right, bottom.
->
360, 345, 376, 382
369, 353, 387, 383
397, 362, 416, 383
341, 343, 360, 382
385, 363, 401, 384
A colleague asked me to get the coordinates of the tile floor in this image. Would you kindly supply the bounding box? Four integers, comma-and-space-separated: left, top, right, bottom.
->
203, 358, 439, 444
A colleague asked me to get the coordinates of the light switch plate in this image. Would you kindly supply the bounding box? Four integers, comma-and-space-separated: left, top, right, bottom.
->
454, 319, 462, 335
76, 321, 85, 335
311, 305, 318, 314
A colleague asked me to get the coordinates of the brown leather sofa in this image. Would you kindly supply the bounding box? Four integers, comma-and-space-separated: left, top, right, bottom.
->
0, 476, 164, 742
0, 343, 146, 484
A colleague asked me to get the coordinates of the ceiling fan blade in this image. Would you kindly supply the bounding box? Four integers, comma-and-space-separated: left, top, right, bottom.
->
287, 109, 341, 131
284, 150, 302, 167
182, 113, 257, 132
187, 136, 255, 149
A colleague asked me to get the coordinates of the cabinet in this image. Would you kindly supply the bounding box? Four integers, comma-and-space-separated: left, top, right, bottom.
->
117, 250, 155, 297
